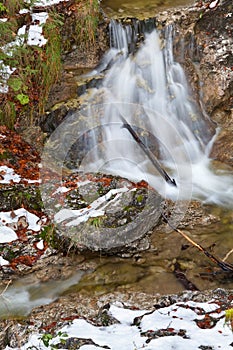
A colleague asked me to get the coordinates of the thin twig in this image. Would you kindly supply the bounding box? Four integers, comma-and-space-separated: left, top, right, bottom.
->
162, 212, 233, 273
0, 279, 12, 297
223, 248, 233, 262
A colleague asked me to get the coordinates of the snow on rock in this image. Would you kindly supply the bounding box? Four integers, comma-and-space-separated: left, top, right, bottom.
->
0, 226, 18, 243
54, 187, 129, 226
109, 303, 148, 325
0, 163, 39, 184
27, 12, 49, 46
36, 239, 44, 250
0, 165, 21, 184
4, 301, 233, 349
0, 256, 10, 266
209, 0, 220, 9
34, 0, 69, 6
0, 208, 41, 232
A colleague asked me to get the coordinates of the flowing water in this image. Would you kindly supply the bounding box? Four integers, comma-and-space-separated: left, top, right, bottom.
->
82, 20, 233, 208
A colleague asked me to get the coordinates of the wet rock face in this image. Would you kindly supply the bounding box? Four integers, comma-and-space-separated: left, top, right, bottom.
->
192, 0, 233, 165
194, 0, 232, 112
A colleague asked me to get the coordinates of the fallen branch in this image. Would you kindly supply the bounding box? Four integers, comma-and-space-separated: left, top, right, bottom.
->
119, 115, 177, 187
162, 212, 233, 273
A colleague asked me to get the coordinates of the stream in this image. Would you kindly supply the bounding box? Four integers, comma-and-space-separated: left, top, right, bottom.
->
1, 1, 233, 319
101, 0, 194, 18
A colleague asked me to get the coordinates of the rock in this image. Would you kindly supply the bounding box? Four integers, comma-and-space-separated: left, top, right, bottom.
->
210, 105, 233, 167
43, 172, 164, 254
193, 0, 232, 112
192, 0, 233, 165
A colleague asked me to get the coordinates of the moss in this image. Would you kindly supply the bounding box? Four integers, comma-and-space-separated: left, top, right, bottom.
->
0, 150, 9, 160
136, 194, 144, 203
88, 216, 106, 228
39, 224, 59, 249
0, 185, 43, 211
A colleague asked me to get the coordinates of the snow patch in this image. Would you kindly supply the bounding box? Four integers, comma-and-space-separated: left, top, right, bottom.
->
54, 187, 129, 226
0, 208, 41, 232
0, 256, 10, 266
0, 166, 21, 184
0, 64, 16, 93
34, 0, 69, 6
5, 301, 232, 350
36, 239, 44, 250
0, 226, 18, 243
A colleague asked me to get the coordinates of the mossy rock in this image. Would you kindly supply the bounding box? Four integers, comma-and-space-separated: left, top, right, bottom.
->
50, 173, 163, 254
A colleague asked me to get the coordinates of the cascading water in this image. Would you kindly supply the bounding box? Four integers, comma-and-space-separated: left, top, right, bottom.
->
80, 20, 233, 207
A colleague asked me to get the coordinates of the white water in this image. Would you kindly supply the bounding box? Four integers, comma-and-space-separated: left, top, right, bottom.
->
82, 21, 233, 207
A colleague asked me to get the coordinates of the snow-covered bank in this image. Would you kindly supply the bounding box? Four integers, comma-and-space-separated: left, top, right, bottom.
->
4, 296, 233, 350
0, 0, 69, 92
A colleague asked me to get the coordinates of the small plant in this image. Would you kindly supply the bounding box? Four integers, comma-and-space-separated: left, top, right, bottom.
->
2, 0, 21, 16
225, 308, 233, 331
40, 331, 68, 349
0, 0, 100, 128
40, 224, 57, 248
38, 11, 63, 114
0, 3, 7, 14
16, 93, 29, 105
40, 333, 53, 347
8, 77, 23, 92
0, 100, 16, 129
88, 215, 106, 228
136, 194, 144, 203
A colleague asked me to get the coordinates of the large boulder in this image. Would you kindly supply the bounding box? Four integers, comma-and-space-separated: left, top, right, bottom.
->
42, 172, 163, 253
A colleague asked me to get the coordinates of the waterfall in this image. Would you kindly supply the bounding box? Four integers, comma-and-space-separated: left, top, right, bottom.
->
79, 20, 233, 207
